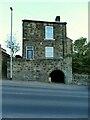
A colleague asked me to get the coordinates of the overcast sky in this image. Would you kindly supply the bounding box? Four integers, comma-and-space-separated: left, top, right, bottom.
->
0, 0, 88, 55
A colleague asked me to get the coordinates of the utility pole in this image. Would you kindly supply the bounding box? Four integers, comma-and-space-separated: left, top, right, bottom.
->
10, 7, 13, 80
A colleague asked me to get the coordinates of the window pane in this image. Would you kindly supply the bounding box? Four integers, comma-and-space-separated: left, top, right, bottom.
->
26, 46, 34, 59
45, 26, 53, 39
45, 47, 54, 58
27, 50, 33, 59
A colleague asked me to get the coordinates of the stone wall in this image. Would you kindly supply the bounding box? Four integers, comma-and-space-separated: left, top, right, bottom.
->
7, 57, 72, 84
72, 74, 90, 85
7, 58, 90, 85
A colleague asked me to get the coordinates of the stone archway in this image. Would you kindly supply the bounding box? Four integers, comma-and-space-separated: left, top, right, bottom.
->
49, 70, 65, 83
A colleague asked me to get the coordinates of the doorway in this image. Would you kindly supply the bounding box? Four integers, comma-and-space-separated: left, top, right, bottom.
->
49, 70, 65, 83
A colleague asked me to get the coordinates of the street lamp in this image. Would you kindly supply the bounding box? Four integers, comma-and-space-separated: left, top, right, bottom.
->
10, 7, 13, 80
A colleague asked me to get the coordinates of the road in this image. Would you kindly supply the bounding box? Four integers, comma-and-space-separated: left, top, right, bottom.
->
2, 80, 88, 118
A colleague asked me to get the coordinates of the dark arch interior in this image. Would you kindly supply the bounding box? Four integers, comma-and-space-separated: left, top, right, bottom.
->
50, 70, 65, 83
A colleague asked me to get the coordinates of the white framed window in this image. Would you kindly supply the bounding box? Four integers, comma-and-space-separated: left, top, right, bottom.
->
45, 26, 53, 40
45, 47, 54, 58
26, 46, 34, 59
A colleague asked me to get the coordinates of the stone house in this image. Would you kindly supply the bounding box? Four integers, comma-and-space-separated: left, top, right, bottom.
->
0, 44, 10, 80
8, 16, 72, 83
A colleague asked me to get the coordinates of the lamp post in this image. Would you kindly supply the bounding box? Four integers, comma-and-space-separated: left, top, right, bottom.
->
10, 7, 13, 80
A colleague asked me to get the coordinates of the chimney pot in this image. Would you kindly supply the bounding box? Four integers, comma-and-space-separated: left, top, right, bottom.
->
55, 16, 60, 22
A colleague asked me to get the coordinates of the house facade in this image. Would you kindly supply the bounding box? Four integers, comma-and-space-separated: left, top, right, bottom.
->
18, 16, 72, 83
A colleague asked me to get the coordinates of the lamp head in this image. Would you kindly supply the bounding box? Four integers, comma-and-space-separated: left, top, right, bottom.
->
10, 7, 13, 11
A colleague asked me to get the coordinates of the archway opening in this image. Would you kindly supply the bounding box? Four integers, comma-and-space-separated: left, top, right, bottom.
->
49, 70, 65, 83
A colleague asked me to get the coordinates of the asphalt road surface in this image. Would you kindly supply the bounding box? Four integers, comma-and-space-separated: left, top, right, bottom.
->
2, 80, 88, 118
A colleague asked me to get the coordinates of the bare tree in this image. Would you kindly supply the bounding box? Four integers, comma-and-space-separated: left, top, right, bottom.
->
6, 35, 20, 57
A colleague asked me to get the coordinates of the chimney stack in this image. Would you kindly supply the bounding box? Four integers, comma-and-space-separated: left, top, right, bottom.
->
55, 16, 60, 22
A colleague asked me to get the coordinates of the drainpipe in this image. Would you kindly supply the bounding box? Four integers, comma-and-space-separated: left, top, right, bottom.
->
62, 29, 64, 58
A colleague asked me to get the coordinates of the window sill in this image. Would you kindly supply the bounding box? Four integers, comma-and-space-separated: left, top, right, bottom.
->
26, 58, 34, 61
45, 57, 54, 59
44, 38, 55, 41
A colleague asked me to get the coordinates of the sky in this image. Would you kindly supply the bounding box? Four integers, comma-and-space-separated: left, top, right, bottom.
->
0, 0, 88, 55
